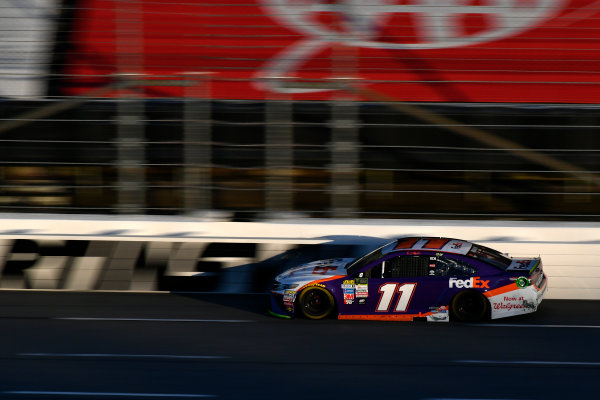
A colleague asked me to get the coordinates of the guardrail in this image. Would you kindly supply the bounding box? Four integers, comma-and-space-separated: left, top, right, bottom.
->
0, 213, 598, 299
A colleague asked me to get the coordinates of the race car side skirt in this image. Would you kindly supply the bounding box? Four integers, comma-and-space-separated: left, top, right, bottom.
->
339, 312, 435, 322
268, 309, 292, 319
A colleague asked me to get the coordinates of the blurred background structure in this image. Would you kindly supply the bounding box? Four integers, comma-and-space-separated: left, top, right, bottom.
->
1, 0, 599, 220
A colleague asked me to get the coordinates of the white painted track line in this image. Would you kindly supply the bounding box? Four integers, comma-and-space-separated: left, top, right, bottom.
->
55, 317, 254, 323
472, 323, 600, 329
3, 392, 215, 398
456, 360, 600, 367
19, 353, 229, 360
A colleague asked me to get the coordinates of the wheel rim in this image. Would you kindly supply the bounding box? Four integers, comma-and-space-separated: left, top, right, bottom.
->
304, 290, 326, 315
453, 292, 487, 321
301, 288, 333, 318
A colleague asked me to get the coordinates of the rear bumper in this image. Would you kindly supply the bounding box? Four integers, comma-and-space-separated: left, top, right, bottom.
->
487, 274, 548, 319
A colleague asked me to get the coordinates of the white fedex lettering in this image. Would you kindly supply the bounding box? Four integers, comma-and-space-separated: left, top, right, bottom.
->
449, 277, 462, 288
449, 277, 489, 289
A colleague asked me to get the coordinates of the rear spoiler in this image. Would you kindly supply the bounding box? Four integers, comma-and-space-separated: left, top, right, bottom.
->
506, 257, 541, 274
528, 258, 541, 274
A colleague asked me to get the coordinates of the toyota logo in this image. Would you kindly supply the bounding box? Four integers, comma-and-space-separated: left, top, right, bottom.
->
257, 0, 564, 93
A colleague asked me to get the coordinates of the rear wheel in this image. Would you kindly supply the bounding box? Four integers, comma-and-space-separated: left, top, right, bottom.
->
450, 291, 489, 322
298, 287, 335, 320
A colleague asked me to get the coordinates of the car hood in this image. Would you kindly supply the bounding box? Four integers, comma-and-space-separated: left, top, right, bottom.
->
275, 258, 353, 283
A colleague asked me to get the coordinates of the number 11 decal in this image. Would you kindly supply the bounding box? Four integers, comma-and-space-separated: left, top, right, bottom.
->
376, 283, 417, 312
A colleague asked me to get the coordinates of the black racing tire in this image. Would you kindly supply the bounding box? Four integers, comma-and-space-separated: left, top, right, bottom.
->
450, 290, 490, 322
297, 287, 335, 320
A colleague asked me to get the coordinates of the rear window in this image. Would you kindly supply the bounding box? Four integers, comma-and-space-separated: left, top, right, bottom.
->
468, 245, 512, 270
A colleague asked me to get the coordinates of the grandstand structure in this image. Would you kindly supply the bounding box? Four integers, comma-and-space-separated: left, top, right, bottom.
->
0, 1, 599, 220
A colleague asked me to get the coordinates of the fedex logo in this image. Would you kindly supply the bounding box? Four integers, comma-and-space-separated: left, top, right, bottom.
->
449, 277, 489, 289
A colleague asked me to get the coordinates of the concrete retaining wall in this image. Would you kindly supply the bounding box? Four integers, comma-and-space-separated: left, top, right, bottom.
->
0, 214, 597, 299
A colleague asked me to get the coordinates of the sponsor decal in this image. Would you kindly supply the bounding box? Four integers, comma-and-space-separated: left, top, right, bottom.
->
429, 306, 448, 314
358, 298, 367, 305
428, 261, 436, 276
494, 302, 527, 311
307, 283, 326, 289
428, 314, 449, 322
344, 290, 355, 305
283, 289, 296, 307
513, 260, 531, 270
427, 305, 449, 321
523, 300, 537, 310
355, 277, 368, 298
449, 277, 490, 289
450, 242, 463, 249
341, 279, 355, 289
343, 282, 355, 305
515, 276, 531, 289
493, 295, 537, 312
504, 295, 524, 301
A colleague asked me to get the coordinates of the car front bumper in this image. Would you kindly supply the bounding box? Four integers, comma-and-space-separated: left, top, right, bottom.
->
269, 291, 295, 319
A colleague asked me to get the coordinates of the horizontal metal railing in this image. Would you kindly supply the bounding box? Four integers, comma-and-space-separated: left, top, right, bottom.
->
0, 98, 597, 219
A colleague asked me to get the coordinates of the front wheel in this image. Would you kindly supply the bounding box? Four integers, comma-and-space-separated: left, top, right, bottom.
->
298, 287, 335, 320
450, 291, 489, 322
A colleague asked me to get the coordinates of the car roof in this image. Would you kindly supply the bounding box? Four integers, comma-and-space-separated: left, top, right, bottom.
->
381, 237, 474, 256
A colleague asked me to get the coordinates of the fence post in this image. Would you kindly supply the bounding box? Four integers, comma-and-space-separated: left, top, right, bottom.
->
115, 0, 145, 214
265, 78, 294, 215
183, 72, 213, 213
330, 38, 360, 218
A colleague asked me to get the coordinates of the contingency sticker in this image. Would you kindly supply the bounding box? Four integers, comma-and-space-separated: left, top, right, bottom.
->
283, 290, 296, 307
343, 289, 355, 305
342, 280, 356, 304
341, 280, 355, 289
427, 306, 449, 322
355, 278, 368, 298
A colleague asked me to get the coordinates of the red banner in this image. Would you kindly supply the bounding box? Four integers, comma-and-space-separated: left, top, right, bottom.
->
62, 0, 600, 103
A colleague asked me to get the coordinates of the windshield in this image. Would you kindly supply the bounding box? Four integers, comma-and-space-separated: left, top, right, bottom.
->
468, 244, 512, 270
345, 245, 386, 275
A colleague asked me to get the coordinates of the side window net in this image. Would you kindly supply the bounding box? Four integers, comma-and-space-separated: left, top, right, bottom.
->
383, 256, 429, 278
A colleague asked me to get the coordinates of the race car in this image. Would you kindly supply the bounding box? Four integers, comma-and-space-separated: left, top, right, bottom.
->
269, 237, 548, 322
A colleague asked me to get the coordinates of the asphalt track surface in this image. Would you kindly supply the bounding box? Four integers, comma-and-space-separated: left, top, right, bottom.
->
0, 292, 598, 400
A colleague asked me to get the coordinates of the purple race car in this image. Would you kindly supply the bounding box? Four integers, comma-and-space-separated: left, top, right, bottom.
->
269, 237, 548, 322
